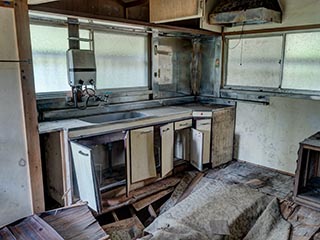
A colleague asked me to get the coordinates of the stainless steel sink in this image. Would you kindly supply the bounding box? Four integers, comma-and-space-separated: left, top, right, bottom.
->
79, 111, 147, 124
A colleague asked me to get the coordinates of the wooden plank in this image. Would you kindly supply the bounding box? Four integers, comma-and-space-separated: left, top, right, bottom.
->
177, 172, 204, 203
14, 0, 45, 213
150, 0, 202, 23
196, 119, 211, 164
211, 107, 235, 168
132, 187, 174, 211
102, 216, 144, 239
160, 123, 174, 177
101, 177, 181, 213
9, 215, 63, 240
0, 227, 16, 240
130, 126, 157, 183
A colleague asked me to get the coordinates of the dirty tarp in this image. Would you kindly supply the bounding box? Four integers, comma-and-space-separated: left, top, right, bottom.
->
142, 179, 291, 240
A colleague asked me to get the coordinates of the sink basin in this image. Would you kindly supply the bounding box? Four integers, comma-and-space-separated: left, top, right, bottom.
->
79, 111, 147, 124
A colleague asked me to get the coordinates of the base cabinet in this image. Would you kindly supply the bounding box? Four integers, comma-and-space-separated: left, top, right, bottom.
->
129, 126, 157, 184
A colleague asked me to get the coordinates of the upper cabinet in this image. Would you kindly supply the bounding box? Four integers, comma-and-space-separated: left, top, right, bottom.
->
150, 0, 203, 23
149, 0, 222, 33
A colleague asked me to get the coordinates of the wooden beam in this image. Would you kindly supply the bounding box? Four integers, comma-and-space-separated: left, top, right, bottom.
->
124, 0, 148, 8
14, 0, 45, 213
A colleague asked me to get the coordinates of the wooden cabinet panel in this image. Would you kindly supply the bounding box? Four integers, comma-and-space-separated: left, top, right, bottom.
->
196, 119, 211, 164
190, 128, 204, 171
211, 107, 235, 167
70, 142, 100, 212
160, 123, 174, 177
150, 0, 202, 23
130, 126, 157, 183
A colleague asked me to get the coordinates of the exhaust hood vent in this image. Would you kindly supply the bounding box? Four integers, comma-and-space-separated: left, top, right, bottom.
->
209, 0, 282, 26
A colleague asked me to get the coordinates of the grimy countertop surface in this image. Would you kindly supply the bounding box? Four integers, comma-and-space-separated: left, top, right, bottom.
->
39, 104, 233, 137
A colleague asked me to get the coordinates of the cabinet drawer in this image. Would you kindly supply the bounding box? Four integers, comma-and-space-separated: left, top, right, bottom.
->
175, 119, 192, 130
196, 119, 211, 129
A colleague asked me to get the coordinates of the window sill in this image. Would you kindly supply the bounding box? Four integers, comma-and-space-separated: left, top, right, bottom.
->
220, 88, 320, 103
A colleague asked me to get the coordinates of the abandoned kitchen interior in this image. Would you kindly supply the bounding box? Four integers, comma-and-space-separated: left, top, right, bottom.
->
1, 0, 320, 239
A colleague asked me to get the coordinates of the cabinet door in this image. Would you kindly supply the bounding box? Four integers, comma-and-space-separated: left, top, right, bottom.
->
150, 0, 203, 23
160, 123, 174, 177
196, 119, 212, 164
70, 142, 100, 212
190, 129, 204, 171
130, 126, 157, 183
124, 131, 131, 196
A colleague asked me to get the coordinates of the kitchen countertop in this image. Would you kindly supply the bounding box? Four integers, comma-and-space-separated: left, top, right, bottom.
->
39, 104, 234, 138
39, 106, 192, 135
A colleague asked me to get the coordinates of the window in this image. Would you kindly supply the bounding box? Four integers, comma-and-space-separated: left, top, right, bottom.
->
94, 31, 148, 89
282, 32, 320, 91
225, 31, 320, 94
30, 24, 70, 93
226, 36, 283, 88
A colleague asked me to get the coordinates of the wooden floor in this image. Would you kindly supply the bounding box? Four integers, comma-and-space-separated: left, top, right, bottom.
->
206, 161, 320, 240
100, 161, 320, 240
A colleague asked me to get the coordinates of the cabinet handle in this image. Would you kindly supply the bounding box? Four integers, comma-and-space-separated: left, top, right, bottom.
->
179, 123, 189, 127
199, 123, 210, 126
78, 150, 89, 156
140, 130, 152, 135
162, 128, 170, 133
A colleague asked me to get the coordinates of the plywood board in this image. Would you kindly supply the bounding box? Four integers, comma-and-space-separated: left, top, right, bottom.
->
196, 119, 211, 164
161, 123, 174, 177
212, 107, 235, 168
130, 126, 157, 183
150, 0, 202, 23
41, 132, 64, 206
70, 142, 100, 212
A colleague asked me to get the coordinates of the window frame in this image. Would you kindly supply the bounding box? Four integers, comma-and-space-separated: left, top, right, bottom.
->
223, 29, 320, 97
29, 13, 151, 100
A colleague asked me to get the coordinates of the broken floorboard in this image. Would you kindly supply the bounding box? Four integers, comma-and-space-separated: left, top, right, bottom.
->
132, 187, 175, 212
40, 204, 107, 240
101, 176, 181, 213
102, 216, 144, 240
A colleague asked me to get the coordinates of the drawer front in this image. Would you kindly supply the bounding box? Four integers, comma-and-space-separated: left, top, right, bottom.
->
196, 119, 212, 130
175, 119, 192, 130
193, 111, 212, 118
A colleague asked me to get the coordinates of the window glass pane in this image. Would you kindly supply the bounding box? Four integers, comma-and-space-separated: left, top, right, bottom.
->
94, 31, 148, 89
30, 24, 70, 93
226, 36, 282, 88
282, 32, 320, 91
79, 29, 91, 50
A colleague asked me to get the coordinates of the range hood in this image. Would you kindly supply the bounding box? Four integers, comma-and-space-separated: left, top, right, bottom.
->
209, 0, 282, 26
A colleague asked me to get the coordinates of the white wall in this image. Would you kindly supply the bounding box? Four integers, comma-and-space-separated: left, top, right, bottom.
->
0, 7, 33, 227
235, 97, 320, 174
